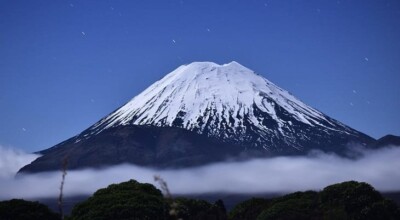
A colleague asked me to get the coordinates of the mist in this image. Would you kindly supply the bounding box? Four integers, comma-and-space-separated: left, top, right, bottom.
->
0, 145, 400, 200
0, 146, 39, 178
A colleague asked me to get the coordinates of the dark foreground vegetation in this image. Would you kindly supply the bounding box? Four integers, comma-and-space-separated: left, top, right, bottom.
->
0, 199, 60, 220
1, 180, 399, 220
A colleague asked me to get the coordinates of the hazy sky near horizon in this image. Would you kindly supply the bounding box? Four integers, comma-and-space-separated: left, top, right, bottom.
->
1, 0, 399, 152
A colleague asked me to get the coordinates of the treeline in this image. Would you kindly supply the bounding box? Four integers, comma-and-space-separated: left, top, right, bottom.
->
0, 180, 399, 220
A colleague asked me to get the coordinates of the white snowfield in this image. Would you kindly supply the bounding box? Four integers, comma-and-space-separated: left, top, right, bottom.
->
90, 61, 351, 141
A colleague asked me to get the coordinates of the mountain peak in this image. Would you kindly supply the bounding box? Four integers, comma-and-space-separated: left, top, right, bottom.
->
183, 61, 248, 71
20, 61, 375, 173
86, 61, 372, 152
223, 60, 244, 67
182, 61, 252, 78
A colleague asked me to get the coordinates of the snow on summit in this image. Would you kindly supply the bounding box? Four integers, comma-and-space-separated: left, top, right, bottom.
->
88, 61, 368, 151
94, 61, 328, 128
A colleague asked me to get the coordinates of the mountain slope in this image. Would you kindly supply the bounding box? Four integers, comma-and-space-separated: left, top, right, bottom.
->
19, 125, 244, 173
19, 61, 375, 173
368, 134, 400, 149
88, 61, 373, 152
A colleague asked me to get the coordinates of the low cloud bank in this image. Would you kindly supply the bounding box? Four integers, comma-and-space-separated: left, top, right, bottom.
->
0, 146, 400, 200
0, 146, 39, 178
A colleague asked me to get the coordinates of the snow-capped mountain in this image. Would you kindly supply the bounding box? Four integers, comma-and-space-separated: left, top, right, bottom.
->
88, 61, 371, 152
19, 61, 374, 173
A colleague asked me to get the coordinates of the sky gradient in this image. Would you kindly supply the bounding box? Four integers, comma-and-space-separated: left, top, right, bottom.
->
1, 0, 399, 152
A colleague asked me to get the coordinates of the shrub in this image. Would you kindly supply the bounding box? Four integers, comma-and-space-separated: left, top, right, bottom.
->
172, 197, 227, 220
256, 191, 320, 220
229, 181, 400, 220
320, 181, 399, 219
0, 199, 59, 220
228, 198, 270, 220
69, 179, 167, 220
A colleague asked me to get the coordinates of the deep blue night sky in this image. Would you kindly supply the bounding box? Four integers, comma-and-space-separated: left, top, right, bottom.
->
1, 0, 399, 152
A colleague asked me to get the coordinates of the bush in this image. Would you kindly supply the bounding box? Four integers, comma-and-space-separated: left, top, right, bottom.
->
320, 181, 399, 219
256, 191, 320, 220
171, 197, 227, 220
228, 198, 270, 220
0, 199, 59, 220
69, 179, 167, 220
229, 181, 400, 220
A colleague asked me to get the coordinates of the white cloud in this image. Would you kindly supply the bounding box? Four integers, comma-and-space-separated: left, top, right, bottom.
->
0, 146, 399, 200
0, 146, 39, 178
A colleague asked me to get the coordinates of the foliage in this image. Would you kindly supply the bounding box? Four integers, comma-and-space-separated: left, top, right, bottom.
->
256, 191, 320, 220
69, 179, 167, 220
69, 179, 227, 220
171, 197, 227, 220
3, 180, 399, 220
228, 198, 270, 220
229, 181, 400, 220
0, 199, 59, 220
320, 181, 400, 219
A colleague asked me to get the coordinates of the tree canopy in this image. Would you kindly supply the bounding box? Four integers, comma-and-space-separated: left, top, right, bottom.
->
0, 199, 59, 220
230, 181, 400, 220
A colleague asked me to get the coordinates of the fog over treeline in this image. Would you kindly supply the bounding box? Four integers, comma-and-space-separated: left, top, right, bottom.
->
0, 145, 399, 200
